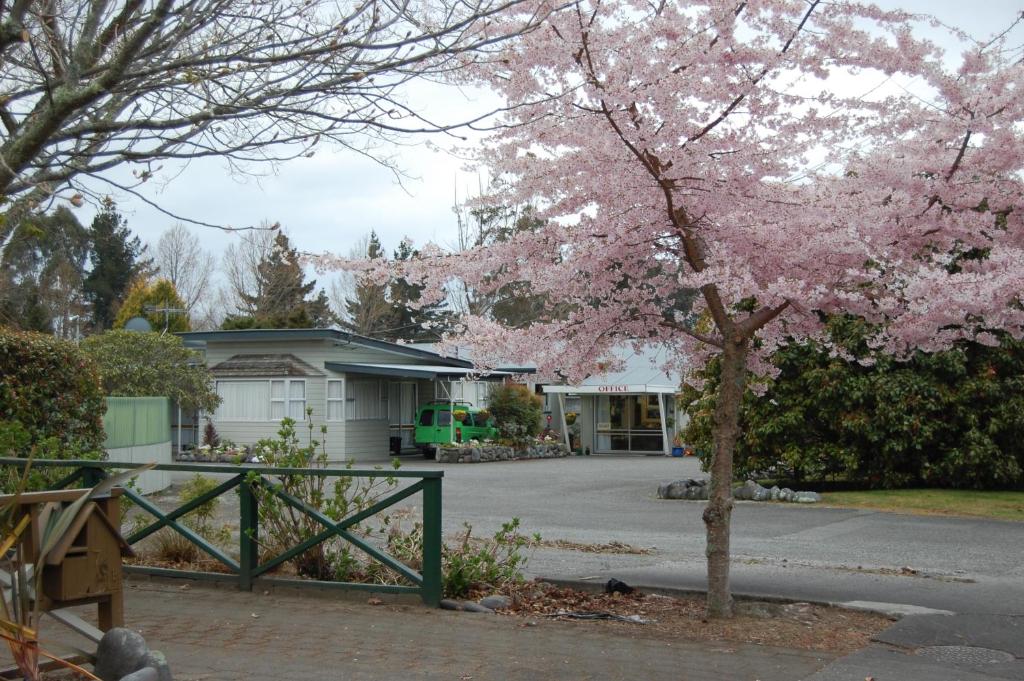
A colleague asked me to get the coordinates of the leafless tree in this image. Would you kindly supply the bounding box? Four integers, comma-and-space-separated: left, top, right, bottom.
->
153, 223, 215, 314
0, 0, 548, 254
221, 226, 276, 314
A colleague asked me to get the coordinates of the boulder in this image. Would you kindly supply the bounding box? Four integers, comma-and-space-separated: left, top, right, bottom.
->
794, 491, 821, 503
460, 601, 495, 614
144, 650, 173, 681
479, 595, 511, 610
769, 486, 781, 501
118, 668, 159, 681
95, 628, 150, 681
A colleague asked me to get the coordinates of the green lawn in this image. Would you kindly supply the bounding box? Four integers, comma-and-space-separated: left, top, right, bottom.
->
820, 489, 1024, 522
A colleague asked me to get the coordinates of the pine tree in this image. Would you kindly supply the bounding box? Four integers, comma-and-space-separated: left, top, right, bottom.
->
225, 231, 334, 329
342, 231, 398, 337
84, 200, 151, 330
386, 240, 454, 341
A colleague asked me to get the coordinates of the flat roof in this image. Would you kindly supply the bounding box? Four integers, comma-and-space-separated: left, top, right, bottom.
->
179, 328, 474, 367
325, 362, 515, 381
543, 345, 682, 395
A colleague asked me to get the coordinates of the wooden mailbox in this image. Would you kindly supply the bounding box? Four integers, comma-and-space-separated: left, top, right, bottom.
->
4, 489, 132, 630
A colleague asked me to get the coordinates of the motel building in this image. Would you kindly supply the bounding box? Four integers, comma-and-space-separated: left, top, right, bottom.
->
544, 345, 685, 456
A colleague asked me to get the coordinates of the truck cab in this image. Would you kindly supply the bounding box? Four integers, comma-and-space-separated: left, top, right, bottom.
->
414, 401, 499, 458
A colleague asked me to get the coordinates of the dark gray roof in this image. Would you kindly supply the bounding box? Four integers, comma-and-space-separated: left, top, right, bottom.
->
178, 328, 474, 368
210, 354, 325, 377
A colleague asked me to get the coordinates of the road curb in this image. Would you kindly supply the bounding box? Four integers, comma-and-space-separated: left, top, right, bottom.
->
539, 576, 954, 619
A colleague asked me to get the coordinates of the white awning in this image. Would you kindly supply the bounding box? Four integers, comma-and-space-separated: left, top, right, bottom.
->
543, 384, 677, 395
542, 345, 681, 396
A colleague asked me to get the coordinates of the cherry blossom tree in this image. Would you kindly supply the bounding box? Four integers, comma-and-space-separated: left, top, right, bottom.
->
320, 0, 1024, 617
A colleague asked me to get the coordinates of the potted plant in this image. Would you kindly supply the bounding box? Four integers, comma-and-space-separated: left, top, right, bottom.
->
671, 432, 684, 457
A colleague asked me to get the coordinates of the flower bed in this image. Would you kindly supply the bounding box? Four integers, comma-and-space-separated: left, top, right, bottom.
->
437, 442, 569, 463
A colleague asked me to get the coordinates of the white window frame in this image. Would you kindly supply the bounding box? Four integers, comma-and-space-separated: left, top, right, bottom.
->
326, 378, 345, 422
214, 378, 306, 422
271, 379, 306, 421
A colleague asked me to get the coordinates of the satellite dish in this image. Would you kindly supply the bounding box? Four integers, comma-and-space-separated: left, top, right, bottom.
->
124, 316, 153, 332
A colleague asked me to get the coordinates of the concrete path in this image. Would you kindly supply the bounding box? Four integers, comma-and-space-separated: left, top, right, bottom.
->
155, 455, 1024, 679
62, 581, 833, 681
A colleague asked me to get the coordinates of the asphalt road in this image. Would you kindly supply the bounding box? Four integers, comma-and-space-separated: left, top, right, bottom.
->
397, 455, 1024, 616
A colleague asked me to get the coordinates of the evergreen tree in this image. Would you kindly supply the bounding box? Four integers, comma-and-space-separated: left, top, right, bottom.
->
387, 239, 454, 341
0, 206, 91, 335
224, 231, 334, 329
342, 231, 398, 337
113, 278, 190, 332
84, 200, 150, 330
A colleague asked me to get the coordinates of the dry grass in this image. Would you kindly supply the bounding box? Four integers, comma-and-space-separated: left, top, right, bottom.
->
495, 581, 892, 654
533, 538, 653, 555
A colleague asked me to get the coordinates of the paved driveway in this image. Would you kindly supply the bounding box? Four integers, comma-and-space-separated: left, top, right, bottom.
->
399, 456, 1024, 616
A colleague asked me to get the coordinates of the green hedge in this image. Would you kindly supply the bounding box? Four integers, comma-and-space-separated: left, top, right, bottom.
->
682, 319, 1024, 490
0, 328, 106, 490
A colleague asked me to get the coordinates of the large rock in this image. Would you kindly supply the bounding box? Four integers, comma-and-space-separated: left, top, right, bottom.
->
658, 479, 709, 500
95, 628, 150, 681
118, 668, 158, 681
479, 594, 511, 610
794, 491, 822, 503
732, 480, 760, 501
459, 601, 495, 613
144, 650, 173, 681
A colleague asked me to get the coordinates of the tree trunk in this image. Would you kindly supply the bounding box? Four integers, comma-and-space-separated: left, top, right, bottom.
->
703, 336, 749, 618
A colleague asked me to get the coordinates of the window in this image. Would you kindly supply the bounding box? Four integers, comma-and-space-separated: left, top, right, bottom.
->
327, 379, 344, 421
215, 379, 304, 422
346, 380, 387, 420
270, 379, 305, 420
418, 408, 434, 426
215, 381, 270, 421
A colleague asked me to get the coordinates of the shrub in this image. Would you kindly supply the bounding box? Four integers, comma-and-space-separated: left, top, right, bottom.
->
442, 519, 537, 598
0, 328, 106, 490
248, 412, 401, 581
80, 330, 220, 413
385, 517, 538, 598
146, 473, 230, 564
682, 317, 1024, 490
487, 384, 543, 440
202, 419, 220, 448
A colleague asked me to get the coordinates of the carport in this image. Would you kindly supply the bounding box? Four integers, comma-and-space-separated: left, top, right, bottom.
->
323, 363, 516, 452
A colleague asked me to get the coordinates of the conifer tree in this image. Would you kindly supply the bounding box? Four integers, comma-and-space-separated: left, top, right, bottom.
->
84, 200, 150, 331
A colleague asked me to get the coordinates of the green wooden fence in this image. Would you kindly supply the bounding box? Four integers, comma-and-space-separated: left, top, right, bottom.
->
0, 458, 443, 606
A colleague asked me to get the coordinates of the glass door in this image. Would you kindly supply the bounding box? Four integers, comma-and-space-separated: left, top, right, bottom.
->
388, 382, 418, 449
595, 394, 672, 453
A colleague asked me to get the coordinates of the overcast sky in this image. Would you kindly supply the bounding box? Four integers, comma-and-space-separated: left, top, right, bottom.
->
78, 0, 1024, 295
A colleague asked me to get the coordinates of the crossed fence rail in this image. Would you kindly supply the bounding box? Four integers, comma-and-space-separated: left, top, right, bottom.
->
0, 458, 443, 606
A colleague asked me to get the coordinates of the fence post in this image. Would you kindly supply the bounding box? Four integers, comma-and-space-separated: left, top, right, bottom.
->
239, 476, 259, 591
81, 465, 104, 488
421, 477, 442, 607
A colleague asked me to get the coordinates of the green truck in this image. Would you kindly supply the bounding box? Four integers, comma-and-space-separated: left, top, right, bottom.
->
414, 401, 498, 458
